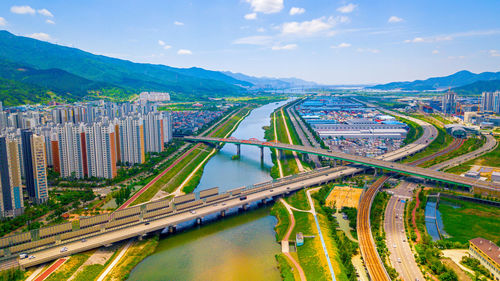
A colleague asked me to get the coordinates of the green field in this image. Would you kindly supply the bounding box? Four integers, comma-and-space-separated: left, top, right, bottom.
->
439, 197, 500, 244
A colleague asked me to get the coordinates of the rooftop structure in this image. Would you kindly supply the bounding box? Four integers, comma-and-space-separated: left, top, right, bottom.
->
469, 237, 500, 280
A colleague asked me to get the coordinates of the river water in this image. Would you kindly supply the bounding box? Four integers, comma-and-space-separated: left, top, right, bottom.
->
127, 101, 288, 281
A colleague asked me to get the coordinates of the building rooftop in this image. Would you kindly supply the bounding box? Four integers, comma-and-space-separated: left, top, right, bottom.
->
470, 237, 500, 266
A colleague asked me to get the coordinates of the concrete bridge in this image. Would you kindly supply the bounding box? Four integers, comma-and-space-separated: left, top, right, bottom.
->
185, 136, 500, 196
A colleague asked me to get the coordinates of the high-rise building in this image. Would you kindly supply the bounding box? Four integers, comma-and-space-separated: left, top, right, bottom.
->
162, 111, 173, 144
85, 122, 117, 179
442, 92, 456, 115
118, 116, 145, 165
0, 101, 3, 112
21, 130, 48, 204
481, 91, 500, 113
56, 123, 86, 179
144, 112, 164, 153
0, 136, 24, 217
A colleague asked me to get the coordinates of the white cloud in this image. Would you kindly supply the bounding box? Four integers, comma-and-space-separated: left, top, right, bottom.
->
281, 16, 337, 36
37, 8, 53, 17
257, 27, 266, 32
272, 44, 297, 50
289, 7, 305, 15
405, 30, 500, 44
11, 5, 36, 15
356, 48, 380, 53
388, 16, 403, 23
158, 40, 165, 46
337, 3, 357, 14
158, 40, 171, 50
163, 45, 172, 50
432, 50, 439, 54
405, 37, 425, 43
233, 35, 273, 45
331, 42, 351, 48
177, 49, 192, 55
46, 19, 55, 25
26, 32, 52, 41
244, 13, 257, 20
245, 0, 283, 14
489, 50, 500, 57
0, 17, 7, 26
174, 21, 184, 26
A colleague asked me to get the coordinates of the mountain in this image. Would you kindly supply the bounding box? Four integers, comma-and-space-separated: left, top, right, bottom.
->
453, 79, 500, 95
223, 71, 317, 89
0, 30, 249, 102
369, 70, 500, 91
0, 77, 56, 106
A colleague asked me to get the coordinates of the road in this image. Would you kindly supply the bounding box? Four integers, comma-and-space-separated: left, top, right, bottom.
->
286, 104, 322, 167
384, 182, 424, 281
409, 138, 464, 167
357, 176, 391, 281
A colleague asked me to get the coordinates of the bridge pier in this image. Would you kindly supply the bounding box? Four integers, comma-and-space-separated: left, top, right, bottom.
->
241, 203, 248, 211
196, 217, 203, 225
260, 146, 264, 162
236, 144, 241, 157
279, 149, 285, 160
220, 210, 226, 217
168, 225, 177, 233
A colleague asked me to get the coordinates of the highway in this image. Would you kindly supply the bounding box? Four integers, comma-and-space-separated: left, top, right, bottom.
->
357, 176, 391, 281
430, 134, 497, 171
286, 104, 322, 167
384, 182, 424, 281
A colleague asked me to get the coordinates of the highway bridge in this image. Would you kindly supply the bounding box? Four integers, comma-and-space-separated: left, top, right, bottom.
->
185, 136, 500, 197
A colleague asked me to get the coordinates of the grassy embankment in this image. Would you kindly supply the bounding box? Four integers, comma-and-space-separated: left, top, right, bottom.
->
439, 197, 500, 244
397, 116, 424, 145
446, 136, 500, 175
431, 114, 452, 125
101, 237, 159, 281
282, 106, 315, 170
180, 105, 254, 194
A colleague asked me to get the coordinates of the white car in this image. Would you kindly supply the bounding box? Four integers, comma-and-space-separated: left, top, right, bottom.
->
190, 210, 196, 214
60, 247, 68, 253
29, 255, 35, 260
393, 244, 397, 248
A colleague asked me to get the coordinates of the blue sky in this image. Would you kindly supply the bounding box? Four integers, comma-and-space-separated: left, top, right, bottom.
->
0, 0, 499, 84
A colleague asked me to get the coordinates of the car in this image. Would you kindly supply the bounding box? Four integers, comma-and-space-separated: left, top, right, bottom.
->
403, 239, 406, 242
270, 189, 274, 192
286, 187, 290, 190
144, 222, 150, 225
393, 244, 397, 248
29, 255, 35, 260
81, 238, 87, 242
19, 253, 28, 259
239, 196, 247, 201
397, 258, 401, 263
190, 210, 196, 214
222, 203, 226, 206
61, 247, 68, 253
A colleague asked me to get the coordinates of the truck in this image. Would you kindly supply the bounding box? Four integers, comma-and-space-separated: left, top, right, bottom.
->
19, 253, 28, 259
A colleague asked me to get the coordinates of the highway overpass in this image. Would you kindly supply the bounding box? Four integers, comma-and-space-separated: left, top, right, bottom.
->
185, 136, 500, 196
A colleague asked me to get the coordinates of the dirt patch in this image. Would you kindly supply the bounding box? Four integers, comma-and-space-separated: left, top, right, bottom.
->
326, 186, 363, 209
67, 244, 121, 281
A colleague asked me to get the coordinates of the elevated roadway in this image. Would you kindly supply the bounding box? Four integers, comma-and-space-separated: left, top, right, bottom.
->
185, 136, 500, 196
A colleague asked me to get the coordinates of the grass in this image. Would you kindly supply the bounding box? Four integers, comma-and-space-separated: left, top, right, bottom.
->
285, 189, 310, 210
446, 136, 500, 174
104, 236, 159, 281
439, 197, 500, 244
431, 114, 452, 125
402, 125, 453, 164
397, 116, 424, 145
275, 254, 296, 281
45, 251, 93, 281
270, 201, 291, 241
420, 136, 485, 168
72, 264, 106, 281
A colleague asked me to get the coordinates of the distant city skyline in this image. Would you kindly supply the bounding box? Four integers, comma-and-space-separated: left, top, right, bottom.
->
0, 0, 499, 84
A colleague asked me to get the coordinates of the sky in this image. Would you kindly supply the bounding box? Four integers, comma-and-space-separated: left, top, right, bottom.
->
0, 0, 500, 85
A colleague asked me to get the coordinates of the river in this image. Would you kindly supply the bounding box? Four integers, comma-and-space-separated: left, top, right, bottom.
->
127, 100, 288, 281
